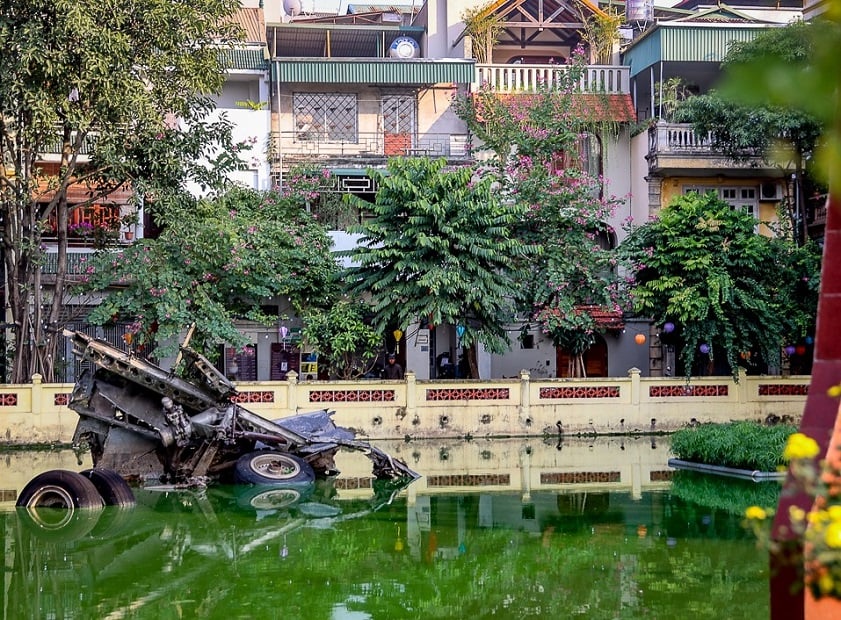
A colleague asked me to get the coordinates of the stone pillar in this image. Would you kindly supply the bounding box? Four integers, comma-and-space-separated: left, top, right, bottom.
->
519, 369, 530, 424
405, 370, 417, 419
285, 370, 298, 415
31, 373, 43, 416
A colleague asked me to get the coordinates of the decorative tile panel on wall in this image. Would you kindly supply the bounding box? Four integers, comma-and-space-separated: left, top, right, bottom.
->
231, 391, 275, 403
425, 388, 510, 401
539, 386, 620, 399
540, 471, 620, 484
427, 473, 510, 487
758, 384, 809, 396
649, 385, 729, 397
54, 393, 70, 406
650, 470, 674, 482
309, 389, 396, 403
334, 477, 373, 490
0, 393, 18, 406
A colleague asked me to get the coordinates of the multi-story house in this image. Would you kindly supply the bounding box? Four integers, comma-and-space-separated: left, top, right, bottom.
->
622, 0, 807, 376
215, 0, 647, 381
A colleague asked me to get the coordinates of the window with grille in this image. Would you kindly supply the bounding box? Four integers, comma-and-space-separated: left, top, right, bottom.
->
293, 93, 358, 142
382, 95, 416, 155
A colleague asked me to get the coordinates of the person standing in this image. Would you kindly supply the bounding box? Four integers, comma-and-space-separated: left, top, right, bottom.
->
382, 353, 404, 379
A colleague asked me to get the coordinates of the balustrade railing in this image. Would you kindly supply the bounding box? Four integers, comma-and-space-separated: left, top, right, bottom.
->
475, 64, 630, 94
648, 122, 713, 155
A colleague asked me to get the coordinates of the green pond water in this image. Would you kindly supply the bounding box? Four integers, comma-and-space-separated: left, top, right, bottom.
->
1, 439, 778, 619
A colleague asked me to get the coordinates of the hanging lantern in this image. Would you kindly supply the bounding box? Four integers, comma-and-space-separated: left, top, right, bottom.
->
279, 325, 289, 340
663, 322, 675, 334
805, 336, 814, 345
456, 325, 466, 338
796, 345, 807, 356
784, 345, 796, 356
123, 333, 133, 345
699, 343, 710, 354
634, 333, 646, 345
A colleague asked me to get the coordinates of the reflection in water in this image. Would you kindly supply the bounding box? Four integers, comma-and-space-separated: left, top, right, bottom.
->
1, 438, 776, 619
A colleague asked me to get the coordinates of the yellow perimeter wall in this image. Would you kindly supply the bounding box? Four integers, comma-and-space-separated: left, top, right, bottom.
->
0, 369, 809, 444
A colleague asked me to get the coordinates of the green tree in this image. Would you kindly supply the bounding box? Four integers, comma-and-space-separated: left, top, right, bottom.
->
0, 0, 243, 381
619, 191, 820, 379
76, 186, 339, 359
455, 48, 630, 376
340, 157, 539, 379
301, 299, 382, 379
673, 20, 825, 245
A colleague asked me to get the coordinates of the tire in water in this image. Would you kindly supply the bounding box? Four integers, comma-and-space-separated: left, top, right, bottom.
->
234, 451, 316, 485
80, 468, 136, 506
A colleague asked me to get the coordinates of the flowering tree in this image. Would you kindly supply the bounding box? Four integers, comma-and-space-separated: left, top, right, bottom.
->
75, 186, 339, 359
454, 48, 630, 376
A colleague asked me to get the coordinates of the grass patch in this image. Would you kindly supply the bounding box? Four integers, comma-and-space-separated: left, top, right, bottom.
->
670, 421, 797, 472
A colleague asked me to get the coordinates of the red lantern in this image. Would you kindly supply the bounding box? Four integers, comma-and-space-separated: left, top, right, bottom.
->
635, 333, 646, 345
796, 345, 807, 356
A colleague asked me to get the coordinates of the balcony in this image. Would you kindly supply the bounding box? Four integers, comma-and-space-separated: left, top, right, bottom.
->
475, 64, 630, 94
647, 121, 775, 177
271, 131, 472, 170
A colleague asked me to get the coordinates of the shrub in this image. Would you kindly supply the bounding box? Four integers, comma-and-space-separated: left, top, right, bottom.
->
670, 421, 797, 472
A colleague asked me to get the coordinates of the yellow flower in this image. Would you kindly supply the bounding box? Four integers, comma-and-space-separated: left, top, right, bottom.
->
789, 506, 807, 522
783, 433, 821, 460
745, 506, 767, 520
826, 522, 841, 549
819, 572, 835, 595
828, 384, 841, 398
829, 505, 841, 521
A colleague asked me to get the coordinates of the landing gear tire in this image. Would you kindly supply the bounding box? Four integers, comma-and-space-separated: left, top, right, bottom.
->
234, 451, 316, 486
80, 468, 136, 506
16, 470, 105, 510
15, 470, 104, 542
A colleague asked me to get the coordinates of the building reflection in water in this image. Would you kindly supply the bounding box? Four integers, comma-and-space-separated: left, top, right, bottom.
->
0, 436, 775, 619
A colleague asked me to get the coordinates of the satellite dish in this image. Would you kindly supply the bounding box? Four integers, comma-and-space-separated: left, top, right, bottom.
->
389, 37, 420, 59
284, 0, 301, 17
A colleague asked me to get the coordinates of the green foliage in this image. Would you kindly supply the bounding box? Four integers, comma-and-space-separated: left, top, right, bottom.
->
461, 1, 503, 63
619, 191, 819, 378
670, 421, 797, 472
301, 300, 381, 379
340, 157, 539, 357
76, 186, 339, 358
669, 469, 782, 516
717, 14, 841, 185
0, 0, 243, 381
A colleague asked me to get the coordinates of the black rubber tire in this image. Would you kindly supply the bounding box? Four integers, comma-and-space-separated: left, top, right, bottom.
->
16, 506, 102, 543
236, 485, 308, 512
80, 468, 136, 506
234, 451, 316, 485
16, 469, 105, 510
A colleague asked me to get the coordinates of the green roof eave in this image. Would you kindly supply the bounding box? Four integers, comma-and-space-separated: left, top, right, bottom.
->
272, 58, 476, 85
622, 23, 773, 77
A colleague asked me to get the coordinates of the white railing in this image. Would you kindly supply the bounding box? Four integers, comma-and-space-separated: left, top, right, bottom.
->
649, 121, 714, 155
475, 64, 630, 94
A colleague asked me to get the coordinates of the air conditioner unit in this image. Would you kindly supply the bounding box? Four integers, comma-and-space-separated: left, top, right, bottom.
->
760, 181, 784, 201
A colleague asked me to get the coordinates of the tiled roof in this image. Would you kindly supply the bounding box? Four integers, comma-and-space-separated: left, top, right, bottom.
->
226, 7, 267, 45
576, 305, 625, 330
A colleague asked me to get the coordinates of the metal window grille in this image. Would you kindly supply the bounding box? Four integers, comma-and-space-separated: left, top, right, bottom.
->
293, 93, 358, 142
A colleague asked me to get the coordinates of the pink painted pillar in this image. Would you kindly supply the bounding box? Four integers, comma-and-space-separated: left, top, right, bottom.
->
771, 194, 841, 619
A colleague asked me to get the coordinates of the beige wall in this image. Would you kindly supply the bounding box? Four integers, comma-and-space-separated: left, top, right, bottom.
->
0, 370, 807, 445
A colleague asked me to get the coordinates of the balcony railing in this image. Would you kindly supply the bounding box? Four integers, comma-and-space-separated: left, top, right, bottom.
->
272, 131, 472, 167
475, 64, 630, 94
648, 122, 713, 155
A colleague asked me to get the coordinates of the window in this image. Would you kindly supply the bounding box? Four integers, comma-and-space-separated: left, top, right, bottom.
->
294, 93, 357, 142
683, 186, 759, 231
